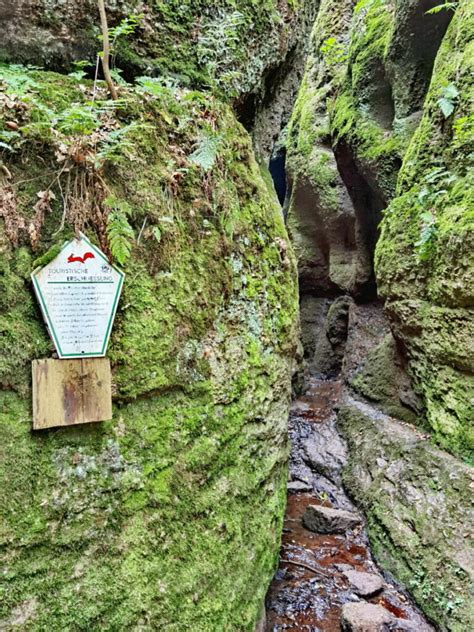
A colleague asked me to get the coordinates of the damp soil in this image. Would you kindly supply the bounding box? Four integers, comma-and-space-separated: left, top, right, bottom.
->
265, 377, 434, 631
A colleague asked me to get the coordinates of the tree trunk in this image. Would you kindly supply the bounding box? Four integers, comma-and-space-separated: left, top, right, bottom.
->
97, 0, 117, 100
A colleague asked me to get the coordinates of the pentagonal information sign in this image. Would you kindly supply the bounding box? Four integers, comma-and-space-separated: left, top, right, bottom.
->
32, 232, 124, 359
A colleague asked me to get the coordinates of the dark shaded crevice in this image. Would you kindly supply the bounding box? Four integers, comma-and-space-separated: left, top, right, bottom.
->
236, 45, 300, 136
235, 93, 259, 133
269, 149, 288, 207
333, 142, 386, 302
290, 182, 340, 299
261, 46, 300, 111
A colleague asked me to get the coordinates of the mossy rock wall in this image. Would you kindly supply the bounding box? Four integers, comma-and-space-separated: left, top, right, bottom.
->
375, 0, 474, 460
286, 0, 472, 459
338, 399, 474, 631
0, 68, 299, 630
286, 0, 457, 299
0, 0, 317, 104
286, 1, 473, 626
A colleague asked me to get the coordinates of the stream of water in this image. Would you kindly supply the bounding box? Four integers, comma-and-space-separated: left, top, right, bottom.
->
265, 378, 434, 631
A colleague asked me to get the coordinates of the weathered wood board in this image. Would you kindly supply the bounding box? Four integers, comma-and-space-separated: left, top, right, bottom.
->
32, 358, 112, 430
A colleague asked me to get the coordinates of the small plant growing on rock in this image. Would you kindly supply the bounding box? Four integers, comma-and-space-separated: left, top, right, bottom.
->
189, 132, 222, 171
320, 37, 348, 67
426, 2, 458, 15
415, 212, 438, 261
437, 83, 459, 118
197, 10, 247, 96
105, 197, 135, 266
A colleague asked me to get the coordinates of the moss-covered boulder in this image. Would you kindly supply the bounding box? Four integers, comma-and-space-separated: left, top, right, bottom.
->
0, 66, 299, 629
375, 0, 474, 460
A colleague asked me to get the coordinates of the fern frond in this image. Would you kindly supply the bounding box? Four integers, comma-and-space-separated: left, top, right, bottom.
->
105, 197, 135, 266
189, 133, 222, 171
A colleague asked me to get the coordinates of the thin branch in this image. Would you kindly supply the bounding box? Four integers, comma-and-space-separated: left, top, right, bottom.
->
137, 216, 148, 244
11, 171, 56, 187
97, 0, 117, 100
92, 55, 100, 102
53, 171, 69, 236
280, 559, 331, 578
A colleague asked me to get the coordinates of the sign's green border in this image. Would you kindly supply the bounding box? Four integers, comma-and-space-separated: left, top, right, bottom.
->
31, 232, 125, 359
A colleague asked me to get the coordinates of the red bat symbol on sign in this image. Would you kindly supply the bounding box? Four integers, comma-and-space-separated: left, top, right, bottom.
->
67, 252, 95, 264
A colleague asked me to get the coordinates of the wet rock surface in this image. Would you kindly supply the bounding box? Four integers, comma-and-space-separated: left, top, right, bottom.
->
303, 505, 361, 535
343, 571, 384, 599
302, 426, 347, 485
341, 602, 405, 632
265, 377, 434, 631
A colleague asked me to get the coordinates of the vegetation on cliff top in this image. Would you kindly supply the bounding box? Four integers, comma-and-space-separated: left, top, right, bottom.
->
0, 0, 305, 102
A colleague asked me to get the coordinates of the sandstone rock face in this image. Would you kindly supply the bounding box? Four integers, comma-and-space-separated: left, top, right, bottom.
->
299, 295, 352, 378
343, 303, 422, 424
286, 0, 472, 460
287, 0, 457, 298
339, 396, 474, 630
0, 0, 318, 112
0, 67, 299, 629
375, 1, 474, 458
288, 0, 472, 454
285, 0, 472, 629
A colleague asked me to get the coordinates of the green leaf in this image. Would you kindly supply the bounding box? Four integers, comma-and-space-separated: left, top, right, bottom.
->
426, 2, 457, 15
438, 97, 455, 118
443, 83, 459, 100
152, 226, 162, 243
420, 212, 435, 223
56, 104, 100, 135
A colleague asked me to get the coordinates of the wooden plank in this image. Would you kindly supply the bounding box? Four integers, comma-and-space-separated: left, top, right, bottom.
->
81, 358, 112, 423
32, 358, 112, 430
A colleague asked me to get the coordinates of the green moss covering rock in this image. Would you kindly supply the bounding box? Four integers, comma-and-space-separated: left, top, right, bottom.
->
375, 0, 474, 460
286, 0, 457, 299
350, 334, 419, 423
287, 0, 472, 458
338, 398, 474, 631
286, 0, 367, 296
287, 1, 473, 626
0, 0, 315, 101
0, 66, 299, 629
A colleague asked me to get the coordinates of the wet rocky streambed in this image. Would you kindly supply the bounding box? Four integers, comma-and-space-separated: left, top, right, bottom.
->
265, 378, 434, 631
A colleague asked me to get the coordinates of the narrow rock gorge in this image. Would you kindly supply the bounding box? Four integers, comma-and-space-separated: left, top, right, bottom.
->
0, 1, 472, 631
264, 1, 473, 630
